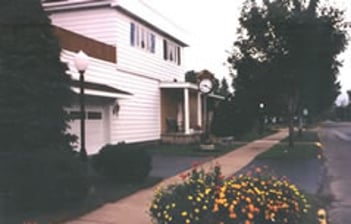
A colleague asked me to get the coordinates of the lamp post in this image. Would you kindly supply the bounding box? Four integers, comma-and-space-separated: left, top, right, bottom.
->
74, 50, 89, 161
259, 102, 265, 135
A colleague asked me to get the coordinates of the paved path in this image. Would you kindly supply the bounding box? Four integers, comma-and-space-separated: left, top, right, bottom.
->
66, 129, 288, 224
319, 122, 351, 224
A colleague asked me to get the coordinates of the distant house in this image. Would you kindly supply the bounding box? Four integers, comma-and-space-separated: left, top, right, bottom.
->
43, 0, 223, 154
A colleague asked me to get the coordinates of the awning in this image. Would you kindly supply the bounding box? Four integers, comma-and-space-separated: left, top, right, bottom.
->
160, 81, 225, 100
159, 81, 198, 90
71, 80, 132, 99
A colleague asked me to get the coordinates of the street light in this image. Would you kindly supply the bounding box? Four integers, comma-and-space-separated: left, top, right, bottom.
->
259, 102, 265, 134
74, 50, 89, 161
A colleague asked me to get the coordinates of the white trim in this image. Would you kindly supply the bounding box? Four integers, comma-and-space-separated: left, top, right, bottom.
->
197, 92, 202, 127
72, 87, 132, 99
208, 93, 225, 100
184, 88, 190, 134
43, 0, 111, 11
160, 81, 198, 90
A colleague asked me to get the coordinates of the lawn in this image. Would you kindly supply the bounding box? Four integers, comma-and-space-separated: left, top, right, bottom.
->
2, 172, 161, 224
281, 130, 320, 142
256, 143, 321, 160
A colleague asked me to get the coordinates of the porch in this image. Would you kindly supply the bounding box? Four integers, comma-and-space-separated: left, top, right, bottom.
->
160, 82, 204, 144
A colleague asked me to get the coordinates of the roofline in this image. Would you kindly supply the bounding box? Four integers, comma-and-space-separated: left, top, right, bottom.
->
112, 5, 188, 47
43, 0, 188, 47
160, 82, 198, 90
43, 0, 111, 12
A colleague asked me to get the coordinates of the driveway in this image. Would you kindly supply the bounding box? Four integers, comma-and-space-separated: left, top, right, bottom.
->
149, 153, 212, 178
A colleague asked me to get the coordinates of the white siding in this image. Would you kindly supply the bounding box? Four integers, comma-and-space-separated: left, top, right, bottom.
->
49, 7, 186, 82
115, 12, 186, 82
63, 50, 160, 144
49, 8, 118, 45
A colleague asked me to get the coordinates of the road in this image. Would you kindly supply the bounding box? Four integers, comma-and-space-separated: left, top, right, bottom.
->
319, 122, 351, 224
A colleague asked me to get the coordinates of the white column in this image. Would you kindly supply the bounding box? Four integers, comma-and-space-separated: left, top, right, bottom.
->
184, 88, 190, 134
197, 92, 202, 127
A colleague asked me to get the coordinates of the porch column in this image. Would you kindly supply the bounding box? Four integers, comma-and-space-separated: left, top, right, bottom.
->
197, 92, 202, 127
184, 88, 190, 134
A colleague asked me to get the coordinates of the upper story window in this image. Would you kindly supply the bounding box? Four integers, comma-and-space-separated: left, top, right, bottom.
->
130, 22, 155, 53
163, 39, 181, 65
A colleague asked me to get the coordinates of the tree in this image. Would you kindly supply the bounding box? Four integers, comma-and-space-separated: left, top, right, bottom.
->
0, 0, 75, 152
228, 0, 348, 146
185, 70, 198, 83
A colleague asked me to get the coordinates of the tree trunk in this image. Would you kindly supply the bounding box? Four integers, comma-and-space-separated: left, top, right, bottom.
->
287, 96, 295, 148
288, 112, 294, 148
298, 113, 303, 137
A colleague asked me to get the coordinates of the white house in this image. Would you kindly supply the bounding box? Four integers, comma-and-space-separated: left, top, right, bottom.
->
43, 0, 222, 155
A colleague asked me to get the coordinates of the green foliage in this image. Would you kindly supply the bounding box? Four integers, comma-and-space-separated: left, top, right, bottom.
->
0, 0, 75, 152
150, 166, 310, 224
228, 0, 348, 135
185, 70, 198, 83
0, 151, 89, 210
93, 143, 152, 182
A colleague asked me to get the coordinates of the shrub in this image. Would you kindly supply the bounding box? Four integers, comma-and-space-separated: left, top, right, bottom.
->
92, 143, 152, 182
0, 150, 89, 210
149, 165, 310, 224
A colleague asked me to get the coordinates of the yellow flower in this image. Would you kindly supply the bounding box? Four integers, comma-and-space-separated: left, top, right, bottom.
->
171, 203, 176, 208
205, 188, 211, 195
315, 142, 323, 148
188, 195, 193, 200
194, 208, 200, 213
202, 205, 208, 210
181, 211, 188, 216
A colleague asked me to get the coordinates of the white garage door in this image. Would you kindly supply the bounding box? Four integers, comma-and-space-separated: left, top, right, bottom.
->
68, 105, 107, 155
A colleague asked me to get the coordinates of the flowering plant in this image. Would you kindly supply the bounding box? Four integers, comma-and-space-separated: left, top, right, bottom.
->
149, 165, 310, 224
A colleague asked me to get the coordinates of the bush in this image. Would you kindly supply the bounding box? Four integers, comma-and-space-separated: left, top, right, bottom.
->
92, 143, 152, 182
0, 150, 89, 210
150, 166, 310, 224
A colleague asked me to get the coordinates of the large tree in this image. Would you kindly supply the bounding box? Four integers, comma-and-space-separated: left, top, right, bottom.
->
0, 0, 75, 152
228, 0, 348, 146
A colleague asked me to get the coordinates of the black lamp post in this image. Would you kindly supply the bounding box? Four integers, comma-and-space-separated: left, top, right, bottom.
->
74, 50, 89, 161
259, 102, 265, 135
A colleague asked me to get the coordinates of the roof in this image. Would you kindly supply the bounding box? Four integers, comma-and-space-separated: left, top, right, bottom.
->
71, 80, 132, 99
159, 81, 225, 100
43, 0, 188, 46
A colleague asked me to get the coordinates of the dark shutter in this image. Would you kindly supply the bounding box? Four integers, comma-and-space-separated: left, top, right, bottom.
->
163, 39, 168, 60
130, 23, 135, 46
177, 46, 181, 65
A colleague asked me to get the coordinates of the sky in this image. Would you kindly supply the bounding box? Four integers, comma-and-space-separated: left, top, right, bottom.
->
144, 0, 351, 99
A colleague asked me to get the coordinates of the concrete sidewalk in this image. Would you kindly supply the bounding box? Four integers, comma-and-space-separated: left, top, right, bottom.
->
66, 129, 288, 224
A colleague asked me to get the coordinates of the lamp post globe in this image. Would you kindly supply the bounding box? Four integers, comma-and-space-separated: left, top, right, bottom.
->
74, 50, 89, 161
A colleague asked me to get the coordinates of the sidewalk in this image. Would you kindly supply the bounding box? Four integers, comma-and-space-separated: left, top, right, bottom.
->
66, 129, 288, 224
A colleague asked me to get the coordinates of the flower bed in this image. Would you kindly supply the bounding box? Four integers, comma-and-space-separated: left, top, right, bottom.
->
150, 165, 310, 224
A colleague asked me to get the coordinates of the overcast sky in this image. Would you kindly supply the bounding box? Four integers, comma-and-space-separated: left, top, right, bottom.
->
144, 0, 351, 96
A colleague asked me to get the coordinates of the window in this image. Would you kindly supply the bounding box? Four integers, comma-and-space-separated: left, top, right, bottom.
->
130, 22, 156, 53
69, 111, 102, 120
163, 39, 181, 65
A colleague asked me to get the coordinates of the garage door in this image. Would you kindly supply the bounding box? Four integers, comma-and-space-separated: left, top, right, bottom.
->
68, 105, 107, 155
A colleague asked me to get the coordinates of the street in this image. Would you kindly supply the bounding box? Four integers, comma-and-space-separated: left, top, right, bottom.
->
319, 122, 351, 224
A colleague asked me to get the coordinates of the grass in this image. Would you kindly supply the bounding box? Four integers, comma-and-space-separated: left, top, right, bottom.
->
282, 130, 320, 142
3, 176, 162, 224
256, 143, 321, 160
145, 143, 244, 157
235, 128, 277, 142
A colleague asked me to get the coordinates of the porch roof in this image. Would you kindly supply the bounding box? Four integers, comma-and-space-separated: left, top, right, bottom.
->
71, 80, 132, 99
159, 81, 198, 90
160, 81, 225, 100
